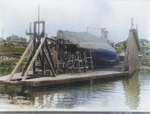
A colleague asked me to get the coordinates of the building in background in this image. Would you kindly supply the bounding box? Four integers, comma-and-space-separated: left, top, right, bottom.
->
6, 34, 26, 42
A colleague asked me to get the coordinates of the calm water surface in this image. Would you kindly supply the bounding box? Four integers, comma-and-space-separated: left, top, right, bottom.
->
0, 69, 150, 111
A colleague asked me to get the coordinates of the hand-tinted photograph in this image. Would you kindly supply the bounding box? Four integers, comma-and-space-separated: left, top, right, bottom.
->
0, 0, 149, 113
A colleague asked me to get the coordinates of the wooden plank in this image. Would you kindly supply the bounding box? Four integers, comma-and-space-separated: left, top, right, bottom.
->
130, 30, 139, 75
21, 46, 35, 76
0, 71, 32, 82
21, 70, 129, 87
42, 44, 45, 75
0, 64, 128, 87
133, 30, 140, 50
122, 31, 131, 72
22, 41, 43, 76
129, 31, 133, 75
122, 29, 140, 75
22, 37, 46, 81
42, 48, 56, 76
45, 39, 56, 74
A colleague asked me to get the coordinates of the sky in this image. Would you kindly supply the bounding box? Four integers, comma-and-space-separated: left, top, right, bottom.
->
0, 0, 149, 43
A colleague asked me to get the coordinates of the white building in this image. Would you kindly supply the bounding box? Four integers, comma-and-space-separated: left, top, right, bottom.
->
6, 34, 26, 42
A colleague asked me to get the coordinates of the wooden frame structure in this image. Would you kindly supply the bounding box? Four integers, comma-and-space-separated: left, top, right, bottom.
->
6, 21, 56, 82
122, 27, 140, 75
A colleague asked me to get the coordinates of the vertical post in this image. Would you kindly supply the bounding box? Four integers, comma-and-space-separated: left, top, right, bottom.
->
42, 43, 45, 75
29, 22, 32, 42
122, 31, 131, 72
38, 4, 40, 36
129, 34, 132, 75
29, 22, 32, 53
90, 50, 93, 71
131, 17, 134, 29
136, 24, 138, 31
86, 27, 88, 33
33, 22, 36, 75
30, 22, 32, 32
33, 39, 36, 75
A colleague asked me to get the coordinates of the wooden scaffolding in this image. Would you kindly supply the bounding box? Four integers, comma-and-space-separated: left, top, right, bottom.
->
6, 21, 56, 82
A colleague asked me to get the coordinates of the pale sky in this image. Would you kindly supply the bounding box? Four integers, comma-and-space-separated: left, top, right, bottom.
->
0, 0, 149, 43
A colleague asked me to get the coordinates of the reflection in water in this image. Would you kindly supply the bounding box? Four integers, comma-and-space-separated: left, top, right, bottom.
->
122, 71, 140, 109
31, 85, 93, 109
0, 70, 150, 111
27, 80, 122, 110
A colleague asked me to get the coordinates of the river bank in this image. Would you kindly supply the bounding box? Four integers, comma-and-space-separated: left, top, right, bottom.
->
0, 42, 28, 70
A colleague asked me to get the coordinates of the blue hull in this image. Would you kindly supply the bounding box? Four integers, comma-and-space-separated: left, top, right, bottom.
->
94, 49, 117, 62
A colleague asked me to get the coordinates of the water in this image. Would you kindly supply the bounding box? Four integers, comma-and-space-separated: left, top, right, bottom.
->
0, 69, 150, 111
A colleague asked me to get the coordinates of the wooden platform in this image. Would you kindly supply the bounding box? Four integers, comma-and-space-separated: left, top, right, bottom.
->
0, 65, 129, 87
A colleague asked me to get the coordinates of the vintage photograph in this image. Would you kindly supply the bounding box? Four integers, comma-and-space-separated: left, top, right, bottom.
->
0, 0, 149, 112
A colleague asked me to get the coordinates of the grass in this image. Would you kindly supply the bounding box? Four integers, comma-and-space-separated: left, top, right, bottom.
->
0, 43, 27, 69
0, 60, 16, 69
0, 46, 26, 55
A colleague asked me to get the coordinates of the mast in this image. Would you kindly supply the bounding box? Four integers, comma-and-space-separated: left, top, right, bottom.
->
131, 17, 134, 29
